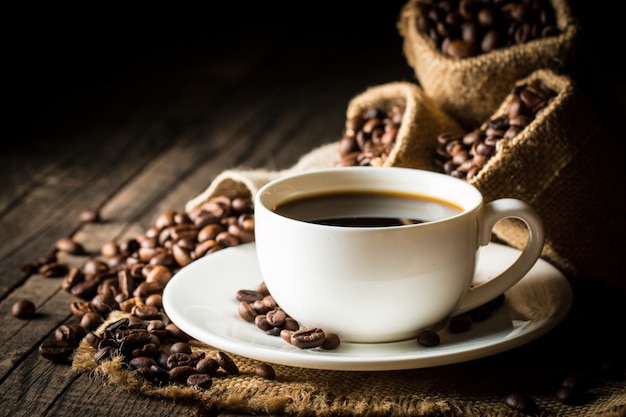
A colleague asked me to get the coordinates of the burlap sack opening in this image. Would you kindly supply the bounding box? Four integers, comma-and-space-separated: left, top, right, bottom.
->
428, 68, 622, 292
344, 81, 465, 168
397, 0, 582, 129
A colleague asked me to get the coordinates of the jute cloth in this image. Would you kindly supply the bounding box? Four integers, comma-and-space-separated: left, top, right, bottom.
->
396, 0, 582, 129
73, 303, 626, 417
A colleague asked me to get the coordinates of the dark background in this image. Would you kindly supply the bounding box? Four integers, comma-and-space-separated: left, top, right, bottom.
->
5, 1, 620, 144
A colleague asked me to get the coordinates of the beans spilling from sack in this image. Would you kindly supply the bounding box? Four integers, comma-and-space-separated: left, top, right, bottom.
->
434, 79, 557, 180
336, 105, 405, 167
415, 0, 561, 59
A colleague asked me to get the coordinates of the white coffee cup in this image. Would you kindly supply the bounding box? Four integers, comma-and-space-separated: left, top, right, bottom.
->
254, 166, 544, 343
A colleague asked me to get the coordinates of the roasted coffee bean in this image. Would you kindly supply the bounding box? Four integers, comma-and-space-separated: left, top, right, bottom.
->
504, 392, 539, 414
235, 289, 265, 303
167, 352, 196, 369
79, 208, 101, 223
131, 304, 161, 320
265, 308, 287, 327
116, 330, 153, 352
129, 356, 158, 370
38, 339, 74, 362
448, 315, 472, 333
282, 317, 300, 332
169, 365, 196, 384
40, 262, 70, 278
280, 329, 294, 344
187, 373, 212, 389
290, 327, 326, 349
469, 304, 492, 322
133, 342, 158, 358
55, 237, 87, 255
55, 324, 87, 346
62, 267, 84, 291
264, 327, 282, 337
417, 330, 441, 347
238, 301, 257, 322
321, 332, 341, 350
254, 315, 272, 331
255, 363, 276, 380
196, 358, 220, 375
170, 342, 192, 355
166, 323, 192, 342
215, 351, 239, 375
80, 311, 104, 330
12, 299, 36, 319
252, 299, 270, 315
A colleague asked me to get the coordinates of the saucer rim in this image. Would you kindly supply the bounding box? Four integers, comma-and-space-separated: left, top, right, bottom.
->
162, 242, 572, 371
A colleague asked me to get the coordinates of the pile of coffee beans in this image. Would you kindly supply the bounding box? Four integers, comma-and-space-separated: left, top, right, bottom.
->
86, 315, 242, 388
236, 284, 341, 350
336, 105, 405, 167
19, 196, 276, 387
434, 79, 556, 179
414, 0, 561, 59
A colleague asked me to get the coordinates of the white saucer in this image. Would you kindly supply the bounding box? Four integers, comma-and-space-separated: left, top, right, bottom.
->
163, 242, 572, 371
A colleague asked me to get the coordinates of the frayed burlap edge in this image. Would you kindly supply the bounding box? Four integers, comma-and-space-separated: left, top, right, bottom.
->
345, 81, 465, 169
397, 0, 582, 129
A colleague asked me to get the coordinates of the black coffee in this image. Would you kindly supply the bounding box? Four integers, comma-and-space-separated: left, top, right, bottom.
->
274, 191, 462, 227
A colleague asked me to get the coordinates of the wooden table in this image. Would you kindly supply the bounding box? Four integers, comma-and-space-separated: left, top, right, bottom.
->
2, 3, 624, 417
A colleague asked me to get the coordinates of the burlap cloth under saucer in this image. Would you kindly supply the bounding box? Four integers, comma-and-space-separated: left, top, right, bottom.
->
73, 289, 626, 417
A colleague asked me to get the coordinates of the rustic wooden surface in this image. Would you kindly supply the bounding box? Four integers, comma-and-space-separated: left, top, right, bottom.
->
1, 3, 624, 417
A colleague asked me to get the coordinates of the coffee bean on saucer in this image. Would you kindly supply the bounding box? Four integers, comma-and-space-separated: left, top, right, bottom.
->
290, 327, 326, 349
448, 315, 472, 333
417, 330, 440, 347
321, 332, 341, 350
236, 289, 265, 303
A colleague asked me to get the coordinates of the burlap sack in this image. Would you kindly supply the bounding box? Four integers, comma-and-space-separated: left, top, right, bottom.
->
379, 69, 624, 292
469, 69, 624, 292
397, 0, 582, 129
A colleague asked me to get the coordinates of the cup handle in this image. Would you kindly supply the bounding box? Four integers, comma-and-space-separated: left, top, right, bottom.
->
454, 198, 545, 314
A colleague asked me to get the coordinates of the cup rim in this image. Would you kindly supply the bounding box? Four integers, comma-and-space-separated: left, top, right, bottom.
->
255, 167, 483, 229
